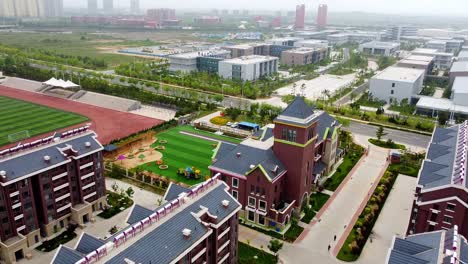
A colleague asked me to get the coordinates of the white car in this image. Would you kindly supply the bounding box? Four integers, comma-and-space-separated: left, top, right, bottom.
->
226, 122, 233, 127
231, 122, 238, 128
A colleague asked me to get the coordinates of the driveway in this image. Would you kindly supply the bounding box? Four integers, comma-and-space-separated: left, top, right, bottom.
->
279, 144, 389, 264
356, 175, 417, 263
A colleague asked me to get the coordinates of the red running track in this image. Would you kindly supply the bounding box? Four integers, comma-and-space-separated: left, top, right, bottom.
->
0, 85, 163, 147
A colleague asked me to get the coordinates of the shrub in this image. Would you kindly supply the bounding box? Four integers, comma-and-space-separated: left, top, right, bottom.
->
210, 116, 230, 126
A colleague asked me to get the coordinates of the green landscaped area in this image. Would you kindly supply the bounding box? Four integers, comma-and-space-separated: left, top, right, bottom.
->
0, 96, 89, 147
239, 242, 277, 264
368, 138, 406, 150
302, 192, 331, 224
179, 125, 243, 144
138, 126, 226, 186
97, 191, 134, 219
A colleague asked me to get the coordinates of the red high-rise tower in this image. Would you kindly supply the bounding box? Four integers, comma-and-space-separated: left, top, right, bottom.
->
295, 4, 305, 29
317, 4, 328, 29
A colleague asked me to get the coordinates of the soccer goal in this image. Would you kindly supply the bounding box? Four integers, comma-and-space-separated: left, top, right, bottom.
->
7, 130, 31, 143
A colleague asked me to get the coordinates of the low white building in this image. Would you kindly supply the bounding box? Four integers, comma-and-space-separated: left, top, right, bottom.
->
425, 40, 447, 52
168, 49, 231, 73
458, 50, 468, 62
452, 77, 468, 106
412, 48, 453, 70
218, 55, 279, 81
396, 55, 434, 75
327, 34, 349, 46
266, 37, 303, 46
359, 41, 400, 56
369, 66, 424, 104
294, 39, 329, 49
449, 61, 468, 84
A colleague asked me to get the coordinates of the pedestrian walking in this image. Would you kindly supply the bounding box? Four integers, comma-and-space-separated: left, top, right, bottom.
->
328, 244, 331, 251
334, 235, 336, 241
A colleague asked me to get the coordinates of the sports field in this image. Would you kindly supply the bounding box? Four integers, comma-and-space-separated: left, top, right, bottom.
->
0, 96, 89, 147
139, 126, 222, 186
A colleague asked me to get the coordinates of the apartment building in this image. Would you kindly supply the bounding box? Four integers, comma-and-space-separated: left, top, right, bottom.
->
295, 4, 305, 29
387, 227, 468, 263
358, 41, 400, 56
384, 26, 418, 41
52, 176, 241, 264
280, 47, 328, 67
317, 4, 328, 29
0, 127, 106, 263
209, 97, 342, 230
369, 66, 424, 104
406, 121, 468, 237
218, 55, 279, 81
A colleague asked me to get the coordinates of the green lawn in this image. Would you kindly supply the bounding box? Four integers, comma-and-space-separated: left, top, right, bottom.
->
138, 126, 219, 186
310, 193, 330, 211
239, 242, 277, 264
323, 145, 364, 191
0, 96, 89, 147
179, 125, 243, 144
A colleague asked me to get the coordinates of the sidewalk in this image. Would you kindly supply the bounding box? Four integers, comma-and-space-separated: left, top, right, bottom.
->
279, 143, 389, 264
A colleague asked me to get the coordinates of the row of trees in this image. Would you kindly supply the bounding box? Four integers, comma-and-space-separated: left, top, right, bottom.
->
115, 61, 295, 99
0, 44, 107, 69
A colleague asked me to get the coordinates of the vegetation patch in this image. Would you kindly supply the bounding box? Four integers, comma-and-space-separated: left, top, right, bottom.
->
322, 131, 364, 191
239, 242, 277, 264
36, 225, 77, 252
368, 138, 406, 150
98, 190, 134, 219
210, 116, 230, 126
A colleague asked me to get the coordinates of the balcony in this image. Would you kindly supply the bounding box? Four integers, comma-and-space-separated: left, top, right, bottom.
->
53, 183, 69, 192
79, 162, 93, 170
82, 181, 96, 191
80, 172, 94, 181
52, 172, 68, 181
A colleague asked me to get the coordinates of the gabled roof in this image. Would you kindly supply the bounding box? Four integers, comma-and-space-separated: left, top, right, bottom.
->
75, 233, 105, 254
278, 96, 314, 120
388, 231, 443, 264
126, 204, 154, 225
211, 144, 286, 182
316, 112, 339, 142
52, 246, 84, 264
163, 183, 191, 202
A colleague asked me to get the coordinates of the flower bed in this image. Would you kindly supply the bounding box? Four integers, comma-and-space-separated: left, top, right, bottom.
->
159, 165, 169, 170
155, 145, 165, 150
159, 140, 168, 144
368, 138, 406, 150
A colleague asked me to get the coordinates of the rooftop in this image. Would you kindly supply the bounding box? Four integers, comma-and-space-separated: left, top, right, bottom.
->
459, 50, 468, 59
403, 55, 434, 63
453, 77, 468, 94
220, 55, 278, 65
168, 49, 230, 59
52, 177, 240, 264
360, 41, 400, 48
224, 43, 267, 50
372, 66, 424, 83
416, 96, 468, 114
284, 47, 323, 54
450, 61, 468, 73
0, 129, 102, 184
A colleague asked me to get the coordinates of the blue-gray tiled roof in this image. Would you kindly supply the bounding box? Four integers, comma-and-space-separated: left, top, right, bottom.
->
53, 246, 84, 264
106, 184, 239, 264
75, 233, 105, 254
388, 231, 443, 264
418, 125, 459, 190
163, 183, 191, 202
211, 144, 286, 181
126, 204, 154, 225
0, 133, 102, 183
278, 96, 315, 120
213, 142, 237, 161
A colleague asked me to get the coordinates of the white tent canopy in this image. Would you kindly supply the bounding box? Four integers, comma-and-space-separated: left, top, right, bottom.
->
43, 78, 79, 89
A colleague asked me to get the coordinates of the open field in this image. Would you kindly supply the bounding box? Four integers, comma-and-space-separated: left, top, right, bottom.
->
0, 85, 163, 146
0, 96, 88, 147
0, 32, 155, 68
138, 126, 218, 186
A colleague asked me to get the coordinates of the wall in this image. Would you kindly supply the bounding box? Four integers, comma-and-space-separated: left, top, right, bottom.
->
370, 76, 422, 104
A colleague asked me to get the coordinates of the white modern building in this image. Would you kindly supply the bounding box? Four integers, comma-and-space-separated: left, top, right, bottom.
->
426, 38, 465, 54
359, 41, 400, 56
458, 50, 468, 62
385, 26, 418, 41
168, 49, 231, 73
294, 39, 329, 49
425, 40, 447, 52
369, 66, 424, 104
412, 48, 453, 70
417, 77, 468, 117
218, 55, 279, 81
397, 55, 434, 76
327, 34, 349, 46
266, 37, 303, 46
449, 61, 468, 84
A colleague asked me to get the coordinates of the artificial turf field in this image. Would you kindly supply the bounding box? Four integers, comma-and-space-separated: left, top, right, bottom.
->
139, 126, 222, 186
0, 96, 89, 147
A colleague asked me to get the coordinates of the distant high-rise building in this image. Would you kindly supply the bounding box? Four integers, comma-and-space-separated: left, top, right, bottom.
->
147, 8, 177, 27
295, 4, 305, 29
130, 0, 140, 14
317, 4, 328, 29
0, 0, 52, 17
385, 26, 418, 41
103, 0, 113, 12
44, 0, 63, 17
87, 0, 98, 13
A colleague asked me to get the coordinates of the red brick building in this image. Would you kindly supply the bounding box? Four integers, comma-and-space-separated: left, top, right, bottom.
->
209, 97, 342, 230
407, 121, 468, 237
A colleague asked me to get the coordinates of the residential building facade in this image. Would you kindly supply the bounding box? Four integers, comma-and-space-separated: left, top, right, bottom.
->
52, 176, 241, 264
369, 66, 424, 104
218, 55, 279, 81
209, 97, 342, 230
407, 121, 468, 238
0, 127, 106, 264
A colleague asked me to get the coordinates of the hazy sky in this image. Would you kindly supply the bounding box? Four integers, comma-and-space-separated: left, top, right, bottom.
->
64, 0, 468, 16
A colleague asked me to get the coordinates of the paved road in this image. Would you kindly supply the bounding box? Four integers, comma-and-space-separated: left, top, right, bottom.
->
344, 121, 431, 150
280, 142, 389, 264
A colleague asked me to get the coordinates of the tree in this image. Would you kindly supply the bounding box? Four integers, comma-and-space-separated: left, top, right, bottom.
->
125, 187, 134, 198
268, 239, 283, 259
376, 126, 387, 141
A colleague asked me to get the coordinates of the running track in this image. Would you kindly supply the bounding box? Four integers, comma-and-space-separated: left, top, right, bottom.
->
0, 85, 164, 147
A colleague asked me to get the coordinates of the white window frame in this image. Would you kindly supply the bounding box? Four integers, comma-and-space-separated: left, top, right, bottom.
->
232, 178, 239, 189
232, 190, 238, 201
446, 203, 456, 212
259, 200, 267, 211
248, 196, 256, 208
443, 215, 453, 225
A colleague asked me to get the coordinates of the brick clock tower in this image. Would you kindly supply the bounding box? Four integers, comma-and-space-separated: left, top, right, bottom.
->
272, 97, 318, 208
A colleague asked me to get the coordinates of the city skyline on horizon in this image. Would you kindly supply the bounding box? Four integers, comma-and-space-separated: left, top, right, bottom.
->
61, 0, 468, 16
